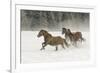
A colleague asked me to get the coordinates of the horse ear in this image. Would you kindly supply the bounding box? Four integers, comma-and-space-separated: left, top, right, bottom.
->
62, 28, 66, 31
68, 29, 70, 31
44, 30, 47, 34
67, 29, 71, 33
41, 29, 44, 32
62, 28, 66, 30
40, 29, 47, 35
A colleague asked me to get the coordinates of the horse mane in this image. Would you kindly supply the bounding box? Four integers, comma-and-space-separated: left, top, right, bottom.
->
68, 29, 73, 35
62, 28, 67, 32
62, 28, 66, 29
41, 30, 52, 37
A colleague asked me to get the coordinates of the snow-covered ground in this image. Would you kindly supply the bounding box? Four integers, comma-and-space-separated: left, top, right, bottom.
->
21, 31, 90, 64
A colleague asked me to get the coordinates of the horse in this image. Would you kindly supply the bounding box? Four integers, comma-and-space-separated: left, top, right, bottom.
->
37, 29, 69, 51
62, 28, 85, 46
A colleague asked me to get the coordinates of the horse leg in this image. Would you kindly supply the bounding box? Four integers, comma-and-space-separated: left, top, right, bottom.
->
74, 41, 78, 47
40, 46, 45, 50
80, 38, 83, 45
41, 43, 48, 50
42, 42, 45, 47
40, 42, 46, 50
55, 46, 58, 51
71, 40, 76, 47
61, 43, 65, 49
72, 42, 75, 46
72, 39, 77, 47
40, 47, 45, 50
71, 40, 74, 46
40, 45, 45, 50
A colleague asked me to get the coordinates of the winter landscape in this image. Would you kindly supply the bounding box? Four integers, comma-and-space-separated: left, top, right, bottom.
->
20, 10, 90, 63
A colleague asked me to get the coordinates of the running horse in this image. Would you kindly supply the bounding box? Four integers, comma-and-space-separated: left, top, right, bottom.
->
37, 29, 69, 51
62, 28, 85, 46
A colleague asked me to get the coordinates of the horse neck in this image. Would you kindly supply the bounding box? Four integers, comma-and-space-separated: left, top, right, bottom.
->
65, 30, 72, 36
43, 32, 52, 42
66, 31, 73, 38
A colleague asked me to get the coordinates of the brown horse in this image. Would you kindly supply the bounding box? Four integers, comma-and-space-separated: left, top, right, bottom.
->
62, 28, 85, 46
37, 29, 69, 51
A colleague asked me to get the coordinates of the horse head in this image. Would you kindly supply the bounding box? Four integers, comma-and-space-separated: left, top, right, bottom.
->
67, 29, 71, 34
62, 28, 67, 35
37, 30, 47, 37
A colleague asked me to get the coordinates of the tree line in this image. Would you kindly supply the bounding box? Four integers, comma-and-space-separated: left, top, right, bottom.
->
21, 10, 89, 31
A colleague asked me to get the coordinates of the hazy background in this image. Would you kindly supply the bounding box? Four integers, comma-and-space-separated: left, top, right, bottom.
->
21, 10, 89, 32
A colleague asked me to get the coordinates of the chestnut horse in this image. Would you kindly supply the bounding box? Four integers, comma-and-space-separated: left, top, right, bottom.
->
37, 29, 69, 51
62, 28, 85, 46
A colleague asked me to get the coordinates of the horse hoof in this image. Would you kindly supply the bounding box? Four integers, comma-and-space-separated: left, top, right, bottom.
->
55, 49, 58, 51
40, 48, 43, 50
40, 48, 45, 50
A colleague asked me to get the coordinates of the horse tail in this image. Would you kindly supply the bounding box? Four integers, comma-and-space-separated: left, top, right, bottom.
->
81, 37, 86, 41
63, 39, 69, 47
80, 32, 86, 42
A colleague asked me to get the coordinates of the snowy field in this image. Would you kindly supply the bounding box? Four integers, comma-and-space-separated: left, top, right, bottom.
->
21, 31, 90, 64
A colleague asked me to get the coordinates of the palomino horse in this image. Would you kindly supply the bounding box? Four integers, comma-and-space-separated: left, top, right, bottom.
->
37, 29, 69, 51
62, 28, 85, 46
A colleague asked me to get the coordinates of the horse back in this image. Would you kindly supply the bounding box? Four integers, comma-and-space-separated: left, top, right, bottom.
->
73, 32, 82, 41
48, 36, 64, 45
